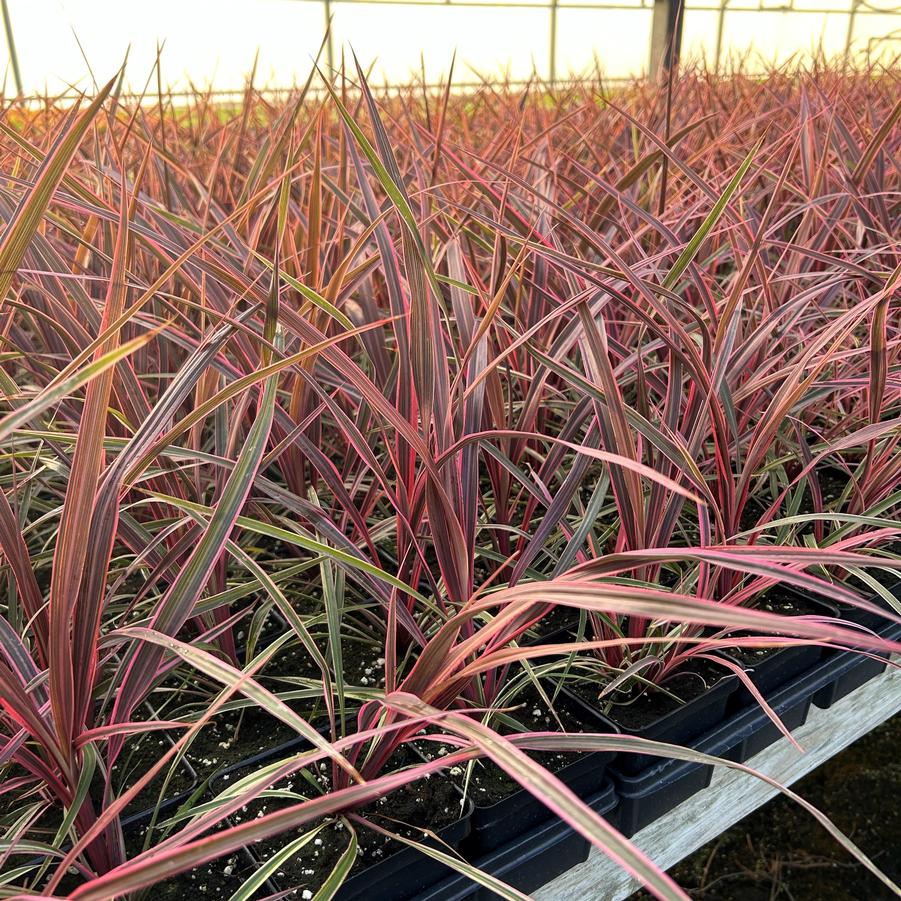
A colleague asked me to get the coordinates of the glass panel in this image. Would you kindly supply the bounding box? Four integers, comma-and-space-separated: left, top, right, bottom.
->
556, 8, 653, 77
331, 4, 551, 83
7, 0, 325, 95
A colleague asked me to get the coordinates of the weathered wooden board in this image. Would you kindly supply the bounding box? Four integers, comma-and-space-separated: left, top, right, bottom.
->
534, 662, 901, 901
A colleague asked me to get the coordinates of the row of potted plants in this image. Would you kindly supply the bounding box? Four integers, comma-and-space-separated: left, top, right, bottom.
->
0, 55, 899, 900
87, 573, 898, 900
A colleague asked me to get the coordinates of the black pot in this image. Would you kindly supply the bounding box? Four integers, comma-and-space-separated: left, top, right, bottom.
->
332, 799, 473, 901
613, 755, 713, 839
576, 667, 737, 776
831, 575, 900, 630
729, 681, 812, 762
121, 776, 201, 834
609, 694, 770, 838
417, 782, 620, 901
22, 780, 207, 896
721, 593, 838, 713
124, 813, 263, 896
727, 642, 822, 709
803, 575, 899, 707
730, 619, 901, 763
118, 712, 200, 822
726, 647, 845, 763
209, 735, 473, 901
460, 703, 619, 856
812, 618, 901, 709
528, 626, 738, 775
613, 633, 901, 838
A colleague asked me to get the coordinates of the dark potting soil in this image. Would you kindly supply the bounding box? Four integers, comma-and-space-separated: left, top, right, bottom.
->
796, 468, 850, 514
113, 732, 196, 814
571, 658, 729, 733
258, 632, 387, 691
0, 764, 38, 823
338, 639, 388, 689
130, 824, 260, 900
146, 674, 293, 776
523, 605, 581, 641
738, 468, 849, 534
183, 703, 308, 777
261, 639, 325, 683
417, 686, 603, 806
141, 859, 254, 900
163, 635, 384, 778
229, 748, 464, 896
629, 712, 901, 900
754, 589, 824, 619
727, 590, 828, 666
0, 776, 66, 849
738, 499, 769, 533
728, 644, 780, 667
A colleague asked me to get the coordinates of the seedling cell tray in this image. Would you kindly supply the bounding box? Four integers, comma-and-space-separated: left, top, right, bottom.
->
462, 707, 618, 856
596, 670, 737, 776
417, 782, 619, 901
723, 594, 838, 711
813, 619, 901, 709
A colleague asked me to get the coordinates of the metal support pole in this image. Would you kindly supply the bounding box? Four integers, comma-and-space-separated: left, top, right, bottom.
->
1, 0, 22, 97
844, 0, 859, 64
323, 0, 335, 74
549, 0, 559, 87
649, 0, 684, 78
714, 0, 727, 75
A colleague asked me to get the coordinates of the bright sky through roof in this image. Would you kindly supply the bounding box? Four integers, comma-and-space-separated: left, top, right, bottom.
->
1, 0, 898, 96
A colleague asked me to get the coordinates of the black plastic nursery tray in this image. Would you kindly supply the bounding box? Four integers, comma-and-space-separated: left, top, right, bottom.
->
330, 799, 473, 901
152, 593, 899, 900
203, 717, 619, 900
459, 741, 616, 857
812, 617, 901, 708
208, 734, 474, 901
416, 781, 620, 901
808, 578, 900, 706
836, 574, 901, 629
721, 593, 838, 712
439, 692, 619, 856
610, 635, 900, 838
568, 661, 738, 776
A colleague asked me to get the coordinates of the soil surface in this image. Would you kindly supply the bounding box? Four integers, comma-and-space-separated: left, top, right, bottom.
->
523, 605, 582, 641
737, 468, 848, 534
630, 712, 901, 900
417, 685, 608, 807
113, 732, 197, 814
132, 828, 259, 900
800, 468, 850, 510
217, 746, 465, 895
727, 590, 829, 667
571, 658, 729, 733
183, 703, 307, 777
176, 635, 378, 775
754, 589, 827, 619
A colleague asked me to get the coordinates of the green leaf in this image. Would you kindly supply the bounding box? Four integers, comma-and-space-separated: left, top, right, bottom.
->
662, 140, 761, 291
0, 78, 115, 305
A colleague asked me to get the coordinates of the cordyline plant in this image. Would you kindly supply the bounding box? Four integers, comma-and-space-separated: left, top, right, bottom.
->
0, 51, 899, 900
